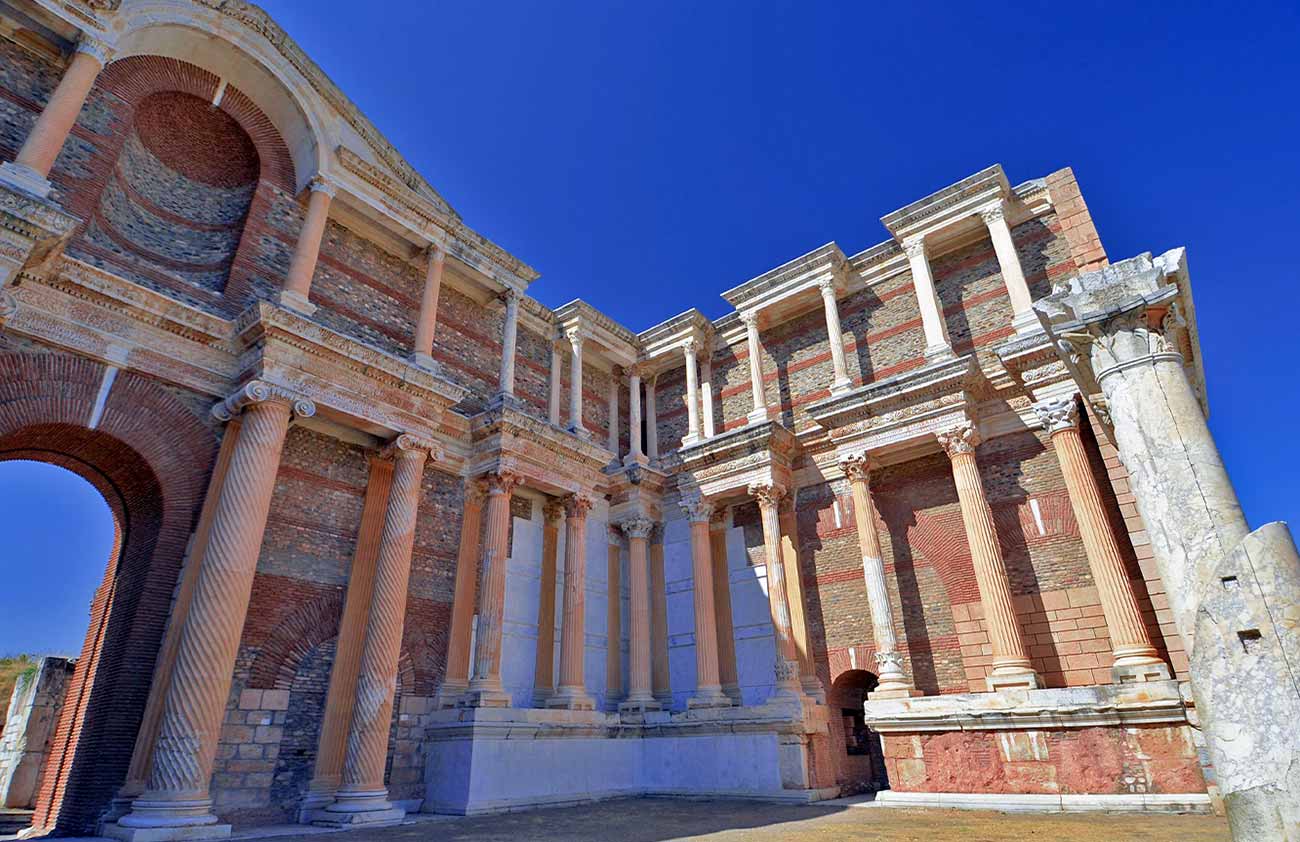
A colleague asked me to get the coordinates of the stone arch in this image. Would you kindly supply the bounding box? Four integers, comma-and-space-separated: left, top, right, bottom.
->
246, 590, 345, 691
828, 669, 888, 793
0, 351, 217, 835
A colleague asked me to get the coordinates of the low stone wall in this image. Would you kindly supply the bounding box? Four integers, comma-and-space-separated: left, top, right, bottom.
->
0, 657, 74, 809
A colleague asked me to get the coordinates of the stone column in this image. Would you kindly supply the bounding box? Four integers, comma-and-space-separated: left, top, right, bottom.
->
411, 243, 446, 369
708, 513, 742, 704
1034, 397, 1170, 683
902, 236, 953, 361
606, 368, 620, 456
749, 483, 805, 700
605, 527, 623, 708
741, 311, 771, 423
978, 201, 1037, 334
699, 355, 717, 439
619, 518, 659, 712
682, 340, 702, 444
937, 423, 1038, 691
532, 500, 564, 706
778, 504, 824, 702
567, 328, 588, 438
681, 497, 729, 708
497, 291, 520, 400
818, 278, 852, 393
280, 177, 335, 315
322, 436, 435, 825
433, 480, 485, 708
549, 495, 595, 709
462, 471, 519, 707
649, 535, 671, 705
645, 376, 660, 461
625, 365, 646, 465
113, 384, 310, 838
840, 456, 919, 698
2, 36, 111, 197
548, 338, 563, 426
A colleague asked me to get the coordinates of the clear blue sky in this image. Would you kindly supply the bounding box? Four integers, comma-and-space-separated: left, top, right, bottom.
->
3, 1, 1297, 654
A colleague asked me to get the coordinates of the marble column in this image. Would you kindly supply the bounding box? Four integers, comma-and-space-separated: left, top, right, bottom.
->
605, 527, 623, 709
749, 483, 805, 700
778, 504, 823, 702
2, 36, 111, 197
681, 497, 730, 707
1035, 397, 1170, 682
550, 495, 595, 709
625, 365, 646, 465
411, 243, 446, 370
606, 368, 620, 456
619, 518, 659, 712
741, 311, 771, 423
978, 201, 1037, 334
433, 480, 486, 708
645, 376, 660, 461
699, 355, 717, 439
114, 384, 310, 837
902, 235, 953, 361
280, 177, 335, 315
708, 513, 742, 704
462, 471, 519, 707
682, 340, 702, 445
533, 500, 564, 705
497, 291, 520, 401
649, 535, 671, 705
937, 423, 1038, 691
323, 436, 435, 824
818, 277, 852, 393
840, 455, 919, 698
548, 339, 563, 426
567, 328, 588, 438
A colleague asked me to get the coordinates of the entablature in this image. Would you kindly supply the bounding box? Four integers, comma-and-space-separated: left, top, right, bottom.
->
635, 307, 714, 376
467, 403, 613, 497
554, 298, 639, 370
720, 242, 848, 325
672, 419, 800, 503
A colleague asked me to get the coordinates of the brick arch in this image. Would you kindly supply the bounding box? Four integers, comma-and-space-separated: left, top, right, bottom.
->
247, 590, 345, 690
0, 351, 218, 835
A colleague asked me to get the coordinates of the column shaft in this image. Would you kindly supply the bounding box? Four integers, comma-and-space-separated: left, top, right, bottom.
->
903, 237, 953, 360
464, 473, 518, 706
709, 518, 741, 704
645, 377, 659, 461
939, 425, 1037, 690
620, 519, 658, 711
699, 357, 716, 439
819, 280, 852, 392
281, 180, 334, 312
13, 44, 104, 178
411, 246, 445, 366
532, 501, 563, 705
607, 370, 620, 455
434, 480, 485, 707
649, 537, 671, 704
779, 505, 823, 701
742, 312, 769, 422
626, 369, 644, 463
682, 499, 728, 707
550, 496, 595, 709
751, 484, 803, 698
980, 202, 1036, 333
567, 330, 586, 436
605, 529, 622, 707
683, 342, 701, 443
497, 293, 519, 397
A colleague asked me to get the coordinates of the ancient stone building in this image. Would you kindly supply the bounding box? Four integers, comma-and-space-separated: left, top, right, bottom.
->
0, 1, 1295, 841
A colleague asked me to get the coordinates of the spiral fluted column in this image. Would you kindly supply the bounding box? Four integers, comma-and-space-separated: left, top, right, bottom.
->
1035, 397, 1170, 683
682, 497, 729, 708
938, 423, 1038, 691
323, 436, 435, 823
619, 518, 659, 712
115, 384, 310, 836
434, 480, 486, 708
550, 495, 595, 709
750, 483, 805, 700
463, 472, 519, 707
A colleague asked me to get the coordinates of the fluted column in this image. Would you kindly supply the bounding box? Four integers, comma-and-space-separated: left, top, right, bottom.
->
533, 500, 564, 705
1035, 397, 1170, 682
280, 177, 335, 315
681, 497, 729, 708
979, 201, 1037, 334
645, 376, 659, 461
749, 483, 805, 700
606, 368, 620, 456
625, 365, 646, 465
567, 328, 588, 438
649, 534, 671, 705
938, 423, 1038, 691
411, 243, 446, 369
324, 436, 436, 823
115, 384, 311, 835
619, 518, 659, 712
2, 36, 111, 197
497, 291, 520, 400
840, 455, 919, 698
433, 480, 486, 708
699, 356, 716, 439
709, 513, 741, 704
779, 503, 824, 702
818, 278, 852, 393
902, 236, 953, 361
549, 495, 595, 709
682, 340, 702, 445
605, 526, 623, 708
741, 311, 771, 423
463, 471, 520, 707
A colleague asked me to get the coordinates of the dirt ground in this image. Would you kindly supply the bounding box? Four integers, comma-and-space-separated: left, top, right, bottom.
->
242, 797, 1231, 842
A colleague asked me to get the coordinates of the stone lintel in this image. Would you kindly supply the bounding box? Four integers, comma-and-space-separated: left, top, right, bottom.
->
880, 163, 1014, 245
719, 242, 848, 320
674, 420, 800, 501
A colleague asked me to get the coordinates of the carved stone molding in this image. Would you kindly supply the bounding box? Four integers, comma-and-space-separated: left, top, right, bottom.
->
307, 175, 338, 198
936, 422, 979, 458
485, 471, 522, 497
543, 499, 566, 524
465, 478, 488, 509
748, 481, 786, 509
76, 34, 115, 65
977, 201, 1005, 226
211, 380, 315, 423
902, 235, 927, 260
1033, 396, 1079, 434
839, 454, 873, 484
619, 517, 654, 540
563, 494, 593, 521
382, 432, 441, 462
679, 495, 712, 524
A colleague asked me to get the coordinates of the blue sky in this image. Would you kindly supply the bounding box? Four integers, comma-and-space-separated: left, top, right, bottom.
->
3, 1, 1298, 653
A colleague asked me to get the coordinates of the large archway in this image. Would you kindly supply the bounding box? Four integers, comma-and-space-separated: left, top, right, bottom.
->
0, 351, 217, 835
829, 669, 889, 794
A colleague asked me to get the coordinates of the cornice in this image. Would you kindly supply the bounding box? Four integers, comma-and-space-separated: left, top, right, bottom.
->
880, 163, 1011, 237
720, 242, 846, 313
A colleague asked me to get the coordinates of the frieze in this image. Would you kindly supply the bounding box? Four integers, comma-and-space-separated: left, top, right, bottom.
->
806, 354, 979, 432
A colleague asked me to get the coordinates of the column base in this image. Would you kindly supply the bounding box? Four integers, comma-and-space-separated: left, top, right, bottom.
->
567, 424, 591, 440
312, 789, 405, 828
868, 683, 924, 700
459, 687, 513, 708
0, 161, 52, 198
747, 407, 775, 425
531, 687, 555, 708
1012, 309, 1044, 335
618, 695, 661, 714
103, 823, 231, 842
623, 452, 649, 467
830, 377, 854, 396
546, 686, 595, 710
722, 683, 744, 706
296, 785, 336, 823
433, 680, 468, 709
410, 352, 441, 373
687, 687, 732, 709
681, 433, 702, 448
986, 668, 1040, 692
278, 290, 317, 316
487, 392, 523, 411
924, 343, 956, 362
1112, 660, 1172, 684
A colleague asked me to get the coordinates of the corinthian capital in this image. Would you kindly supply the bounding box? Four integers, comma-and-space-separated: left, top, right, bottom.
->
977, 201, 1005, 226
902, 235, 927, 260
739, 310, 761, 329
936, 422, 979, 458
563, 493, 594, 521
748, 481, 786, 509
383, 432, 441, 461
839, 453, 873, 485
211, 380, 316, 423
485, 470, 521, 496
76, 35, 115, 65
307, 175, 337, 198
543, 498, 566, 524
619, 517, 654, 539
1033, 396, 1079, 434
679, 494, 713, 524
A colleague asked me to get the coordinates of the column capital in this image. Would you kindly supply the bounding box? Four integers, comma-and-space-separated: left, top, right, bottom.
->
484, 470, 521, 496
748, 481, 786, 509
76, 34, 115, 65
465, 478, 488, 508
543, 498, 565, 525
739, 309, 761, 329
425, 240, 448, 264
381, 432, 441, 462
977, 200, 1006, 226
1033, 396, 1080, 434
679, 494, 713, 524
902, 234, 927, 260
565, 325, 587, 349
936, 422, 980, 458
211, 380, 315, 423
619, 517, 654, 540
627, 362, 649, 380
563, 493, 593, 521
816, 276, 837, 298
682, 337, 699, 356
839, 453, 875, 484
307, 175, 338, 198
